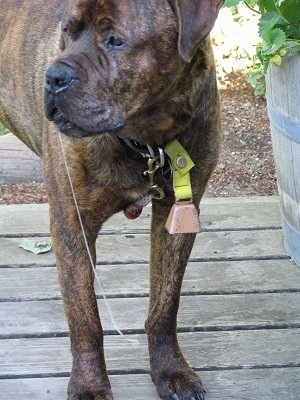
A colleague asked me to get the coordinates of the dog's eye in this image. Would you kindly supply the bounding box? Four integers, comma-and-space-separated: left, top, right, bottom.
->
63, 20, 84, 40
107, 35, 124, 50
63, 27, 71, 37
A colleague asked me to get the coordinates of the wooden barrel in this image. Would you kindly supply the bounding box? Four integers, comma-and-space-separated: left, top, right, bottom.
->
266, 54, 300, 266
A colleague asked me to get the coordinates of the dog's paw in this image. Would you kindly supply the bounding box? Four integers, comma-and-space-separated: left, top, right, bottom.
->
152, 369, 206, 400
67, 351, 114, 400
68, 389, 113, 400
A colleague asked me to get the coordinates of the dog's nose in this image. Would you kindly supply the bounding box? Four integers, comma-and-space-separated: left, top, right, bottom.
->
45, 62, 74, 95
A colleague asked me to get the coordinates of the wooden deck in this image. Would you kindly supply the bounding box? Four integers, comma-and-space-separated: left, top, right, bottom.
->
0, 135, 42, 183
0, 196, 300, 400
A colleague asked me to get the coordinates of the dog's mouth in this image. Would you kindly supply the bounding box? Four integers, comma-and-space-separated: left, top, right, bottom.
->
45, 101, 125, 138
49, 108, 79, 135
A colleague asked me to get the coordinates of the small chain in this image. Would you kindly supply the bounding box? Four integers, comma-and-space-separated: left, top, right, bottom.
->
143, 145, 165, 200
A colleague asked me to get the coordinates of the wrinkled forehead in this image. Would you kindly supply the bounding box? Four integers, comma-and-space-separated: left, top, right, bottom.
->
64, 0, 176, 36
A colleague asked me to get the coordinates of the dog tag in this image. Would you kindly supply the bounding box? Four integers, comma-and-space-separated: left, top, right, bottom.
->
165, 201, 200, 234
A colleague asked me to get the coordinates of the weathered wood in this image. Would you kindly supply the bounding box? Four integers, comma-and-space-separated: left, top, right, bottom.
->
1, 293, 299, 337
0, 135, 43, 183
1, 259, 299, 301
1, 329, 299, 376
0, 229, 287, 267
0, 197, 300, 400
266, 54, 300, 266
0, 197, 281, 236
0, 369, 299, 400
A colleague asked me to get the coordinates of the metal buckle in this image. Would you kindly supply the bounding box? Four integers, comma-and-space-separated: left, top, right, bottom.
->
143, 145, 165, 200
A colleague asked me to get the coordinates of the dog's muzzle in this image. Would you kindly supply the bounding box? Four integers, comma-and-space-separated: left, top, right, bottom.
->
44, 61, 75, 96
43, 58, 125, 137
44, 60, 76, 123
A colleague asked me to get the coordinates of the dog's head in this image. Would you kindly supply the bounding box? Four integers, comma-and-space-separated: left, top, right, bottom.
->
44, 0, 223, 143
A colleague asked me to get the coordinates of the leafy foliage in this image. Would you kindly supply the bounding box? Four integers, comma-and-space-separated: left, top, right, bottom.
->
0, 123, 10, 136
224, 0, 300, 94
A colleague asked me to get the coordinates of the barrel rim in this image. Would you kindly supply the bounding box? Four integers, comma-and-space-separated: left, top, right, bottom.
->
267, 101, 300, 144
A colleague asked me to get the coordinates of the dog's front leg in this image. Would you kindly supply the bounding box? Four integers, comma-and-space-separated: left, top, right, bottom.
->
51, 214, 112, 400
146, 199, 205, 400
43, 134, 113, 400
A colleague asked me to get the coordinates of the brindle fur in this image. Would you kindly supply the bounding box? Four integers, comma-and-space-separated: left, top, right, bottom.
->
0, 1, 223, 399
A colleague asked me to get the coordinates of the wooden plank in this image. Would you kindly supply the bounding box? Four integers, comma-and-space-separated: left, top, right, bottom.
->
0, 204, 51, 236
0, 135, 43, 183
1, 329, 299, 376
1, 293, 299, 337
0, 368, 299, 400
0, 197, 281, 236
1, 259, 299, 301
0, 229, 287, 267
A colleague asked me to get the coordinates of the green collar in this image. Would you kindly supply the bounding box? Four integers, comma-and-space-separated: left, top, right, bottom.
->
121, 137, 195, 202
123, 138, 199, 233
164, 139, 195, 202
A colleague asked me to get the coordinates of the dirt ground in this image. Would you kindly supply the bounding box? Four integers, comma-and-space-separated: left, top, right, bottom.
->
207, 71, 277, 197
0, 71, 277, 205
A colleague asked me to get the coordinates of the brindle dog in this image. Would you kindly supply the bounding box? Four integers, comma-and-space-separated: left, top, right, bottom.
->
0, 0, 223, 399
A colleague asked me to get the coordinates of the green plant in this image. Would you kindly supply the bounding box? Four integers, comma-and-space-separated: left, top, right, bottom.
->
0, 123, 10, 136
224, 0, 300, 94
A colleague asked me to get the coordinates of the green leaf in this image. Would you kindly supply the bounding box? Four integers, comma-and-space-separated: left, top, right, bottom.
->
0, 124, 10, 136
246, 0, 260, 9
278, 0, 300, 23
19, 241, 52, 255
258, 11, 285, 41
224, 0, 242, 7
260, 0, 278, 13
246, 65, 266, 97
261, 27, 286, 54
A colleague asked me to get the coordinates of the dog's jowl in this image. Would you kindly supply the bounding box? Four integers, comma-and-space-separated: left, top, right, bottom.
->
0, 1, 223, 399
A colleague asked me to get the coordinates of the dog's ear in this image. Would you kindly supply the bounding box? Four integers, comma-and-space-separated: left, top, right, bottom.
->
168, 0, 224, 62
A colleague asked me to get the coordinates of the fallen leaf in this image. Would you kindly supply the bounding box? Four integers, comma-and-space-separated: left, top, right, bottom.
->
19, 241, 52, 255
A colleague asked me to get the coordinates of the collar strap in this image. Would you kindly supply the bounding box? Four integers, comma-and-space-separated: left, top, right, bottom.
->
122, 137, 198, 234
164, 140, 200, 234
121, 137, 195, 201
164, 140, 195, 202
